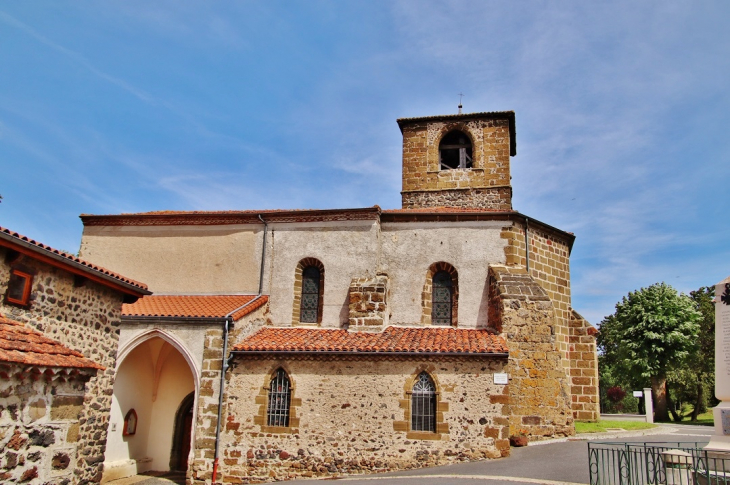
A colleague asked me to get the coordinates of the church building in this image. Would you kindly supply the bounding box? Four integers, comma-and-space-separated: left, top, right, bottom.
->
77, 110, 599, 483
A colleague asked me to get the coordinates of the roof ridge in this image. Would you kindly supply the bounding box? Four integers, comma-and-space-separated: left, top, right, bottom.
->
0, 226, 149, 293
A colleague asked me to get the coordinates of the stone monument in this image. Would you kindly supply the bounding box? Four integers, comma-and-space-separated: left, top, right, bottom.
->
706, 275, 730, 451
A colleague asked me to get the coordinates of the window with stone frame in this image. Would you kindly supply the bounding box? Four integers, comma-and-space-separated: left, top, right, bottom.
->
267, 368, 291, 427
393, 366, 449, 439
432, 270, 454, 326
300, 266, 321, 323
422, 262, 458, 327
411, 372, 437, 432
439, 130, 473, 169
5, 268, 32, 307
292, 258, 325, 326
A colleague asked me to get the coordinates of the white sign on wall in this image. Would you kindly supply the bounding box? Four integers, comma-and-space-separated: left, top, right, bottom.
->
494, 373, 509, 385
633, 391, 643, 398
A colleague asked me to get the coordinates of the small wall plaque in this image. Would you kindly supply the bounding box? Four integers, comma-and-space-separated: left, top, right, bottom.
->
722, 409, 730, 436
494, 373, 508, 385
633, 391, 643, 398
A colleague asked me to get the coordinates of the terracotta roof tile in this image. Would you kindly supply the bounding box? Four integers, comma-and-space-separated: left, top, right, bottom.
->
0, 315, 104, 370
0, 226, 149, 294
233, 326, 508, 355
123, 295, 267, 320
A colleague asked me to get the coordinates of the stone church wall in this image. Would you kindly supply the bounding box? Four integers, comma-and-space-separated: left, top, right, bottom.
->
487, 265, 574, 440
214, 356, 508, 483
265, 220, 380, 328
380, 221, 507, 328
499, 223, 599, 421
0, 246, 125, 483
190, 303, 269, 484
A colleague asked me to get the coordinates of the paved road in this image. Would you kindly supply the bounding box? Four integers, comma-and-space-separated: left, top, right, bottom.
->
108, 424, 715, 485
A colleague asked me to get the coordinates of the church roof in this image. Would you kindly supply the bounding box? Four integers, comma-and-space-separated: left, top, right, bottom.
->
0, 315, 104, 370
123, 294, 268, 321
0, 226, 150, 297
232, 326, 508, 355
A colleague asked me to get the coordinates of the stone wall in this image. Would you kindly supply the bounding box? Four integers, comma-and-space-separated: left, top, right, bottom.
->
568, 310, 600, 421
347, 274, 389, 331
0, 247, 124, 483
400, 118, 512, 210
499, 222, 598, 420
0, 364, 95, 484
487, 265, 574, 440
190, 303, 269, 484
402, 187, 512, 211
215, 356, 508, 483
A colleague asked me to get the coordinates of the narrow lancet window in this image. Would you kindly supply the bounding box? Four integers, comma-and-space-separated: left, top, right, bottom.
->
432, 270, 453, 326
300, 266, 321, 323
411, 372, 436, 432
439, 130, 473, 169
267, 369, 291, 427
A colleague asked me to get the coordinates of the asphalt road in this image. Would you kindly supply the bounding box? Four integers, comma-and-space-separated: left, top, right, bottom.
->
109, 424, 715, 485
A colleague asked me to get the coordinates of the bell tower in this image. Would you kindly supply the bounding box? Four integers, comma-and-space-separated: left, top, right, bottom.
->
397, 111, 516, 210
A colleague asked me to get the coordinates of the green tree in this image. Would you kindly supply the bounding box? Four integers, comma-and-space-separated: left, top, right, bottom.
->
598, 283, 702, 421
688, 286, 716, 419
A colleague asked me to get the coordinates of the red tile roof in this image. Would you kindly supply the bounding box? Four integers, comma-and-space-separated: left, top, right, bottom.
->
81, 207, 381, 226
233, 326, 508, 355
0, 315, 104, 370
123, 294, 268, 320
383, 208, 514, 214
0, 226, 149, 296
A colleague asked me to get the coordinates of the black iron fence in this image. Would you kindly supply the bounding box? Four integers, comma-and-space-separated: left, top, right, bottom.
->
588, 441, 730, 485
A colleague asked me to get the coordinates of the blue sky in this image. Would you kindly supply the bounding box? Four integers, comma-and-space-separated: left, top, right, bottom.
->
1, 1, 728, 324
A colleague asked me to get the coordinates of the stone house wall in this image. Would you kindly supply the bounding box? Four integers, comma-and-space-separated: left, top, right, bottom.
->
400, 118, 513, 210
0, 364, 95, 484
214, 356, 509, 483
0, 246, 124, 483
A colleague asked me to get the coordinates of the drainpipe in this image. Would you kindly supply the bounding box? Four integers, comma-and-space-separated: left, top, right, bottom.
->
524, 217, 530, 274
211, 210, 267, 483
257, 215, 268, 295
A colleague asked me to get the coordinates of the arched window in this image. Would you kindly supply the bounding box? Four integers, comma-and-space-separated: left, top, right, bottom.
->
300, 266, 321, 323
411, 372, 436, 432
439, 130, 472, 169
267, 369, 291, 427
432, 270, 454, 326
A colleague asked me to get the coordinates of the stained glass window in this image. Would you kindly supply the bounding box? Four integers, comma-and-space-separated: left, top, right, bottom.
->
411, 372, 436, 432
300, 266, 320, 323
432, 270, 453, 326
267, 369, 291, 427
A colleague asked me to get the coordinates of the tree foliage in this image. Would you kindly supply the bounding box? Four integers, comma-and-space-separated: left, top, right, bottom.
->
598, 282, 702, 421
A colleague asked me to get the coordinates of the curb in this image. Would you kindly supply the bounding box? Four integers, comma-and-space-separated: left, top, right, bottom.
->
526, 425, 677, 446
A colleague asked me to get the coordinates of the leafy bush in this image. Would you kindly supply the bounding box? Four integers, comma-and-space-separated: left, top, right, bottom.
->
607, 386, 626, 403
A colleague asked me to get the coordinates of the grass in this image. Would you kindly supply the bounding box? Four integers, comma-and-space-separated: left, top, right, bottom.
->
665, 409, 714, 426
575, 420, 657, 434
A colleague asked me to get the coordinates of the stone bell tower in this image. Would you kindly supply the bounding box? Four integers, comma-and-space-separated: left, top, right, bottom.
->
396, 111, 516, 210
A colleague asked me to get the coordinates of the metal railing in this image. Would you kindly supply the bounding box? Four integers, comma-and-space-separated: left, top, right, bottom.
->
588, 441, 730, 485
